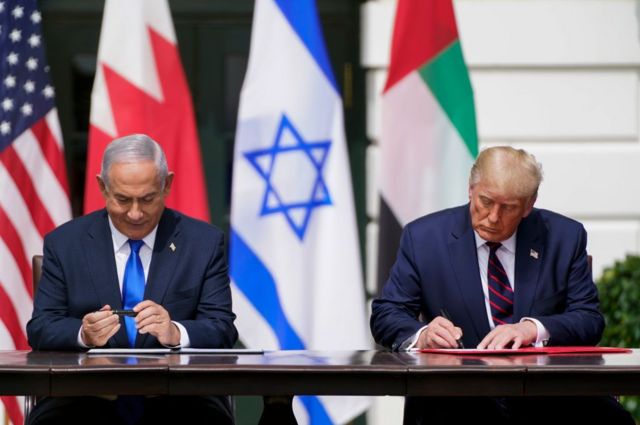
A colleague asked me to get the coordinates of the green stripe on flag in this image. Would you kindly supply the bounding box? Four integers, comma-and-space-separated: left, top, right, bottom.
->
418, 40, 478, 158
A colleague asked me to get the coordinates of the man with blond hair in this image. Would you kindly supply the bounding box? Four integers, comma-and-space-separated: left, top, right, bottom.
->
371, 146, 632, 424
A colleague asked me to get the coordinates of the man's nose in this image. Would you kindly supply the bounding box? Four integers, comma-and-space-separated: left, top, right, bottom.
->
127, 202, 143, 221
487, 205, 501, 223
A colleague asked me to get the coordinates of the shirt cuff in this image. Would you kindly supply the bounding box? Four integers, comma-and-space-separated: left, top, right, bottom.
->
77, 326, 94, 349
400, 325, 429, 351
166, 321, 190, 348
520, 317, 550, 347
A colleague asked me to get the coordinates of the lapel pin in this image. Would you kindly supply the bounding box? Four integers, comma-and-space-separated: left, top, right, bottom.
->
169, 242, 176, 252
530, 249, 539, 259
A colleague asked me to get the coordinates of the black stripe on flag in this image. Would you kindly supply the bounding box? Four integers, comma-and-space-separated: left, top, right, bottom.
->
376, 197, 403, 295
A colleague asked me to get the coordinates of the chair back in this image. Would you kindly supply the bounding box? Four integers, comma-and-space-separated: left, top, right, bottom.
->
26, 254, 43, 420
32, 254, 43, 293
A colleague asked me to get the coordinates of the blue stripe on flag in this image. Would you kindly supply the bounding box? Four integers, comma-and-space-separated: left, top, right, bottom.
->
230, 230, 305, 349
273, 0, 338, 92
230, 230, 334, 423
300, 396, 333, 425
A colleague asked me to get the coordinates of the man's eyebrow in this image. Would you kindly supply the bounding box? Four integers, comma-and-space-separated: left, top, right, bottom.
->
111, 192, 158, 200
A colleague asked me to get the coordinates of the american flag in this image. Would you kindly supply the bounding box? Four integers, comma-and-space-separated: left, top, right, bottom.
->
0, 0, 71, 423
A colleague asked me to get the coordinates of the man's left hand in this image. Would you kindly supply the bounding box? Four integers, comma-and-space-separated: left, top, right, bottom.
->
477, 320, 537, 350
133, 300, 180, 346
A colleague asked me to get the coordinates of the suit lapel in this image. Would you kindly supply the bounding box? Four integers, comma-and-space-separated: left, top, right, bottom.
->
83, 210, 129, 347
448, 206, 491, 342
138, 209, 182, 347
513, 209, 545, 319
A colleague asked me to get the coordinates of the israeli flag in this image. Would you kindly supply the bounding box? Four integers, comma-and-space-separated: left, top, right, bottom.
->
230, 0, 371, 423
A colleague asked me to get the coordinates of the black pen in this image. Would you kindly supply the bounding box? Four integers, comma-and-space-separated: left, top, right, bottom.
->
111, 309, 137, 317
440, 308, 465, 349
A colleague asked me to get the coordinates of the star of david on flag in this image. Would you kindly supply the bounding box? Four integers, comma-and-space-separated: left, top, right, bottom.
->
244, 114, 332, 240
230, 0, 371, 423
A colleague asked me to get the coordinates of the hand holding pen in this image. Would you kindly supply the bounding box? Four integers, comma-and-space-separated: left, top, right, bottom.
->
81, 305, 122, 347
439, 309, 465, 349
416, 309, 465, 349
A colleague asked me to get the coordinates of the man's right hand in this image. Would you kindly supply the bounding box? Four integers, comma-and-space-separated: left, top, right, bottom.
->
81, 305, 120, 347
416, 316, 463, 349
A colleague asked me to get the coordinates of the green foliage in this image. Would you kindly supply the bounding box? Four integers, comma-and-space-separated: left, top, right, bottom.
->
598, 254, 640, 421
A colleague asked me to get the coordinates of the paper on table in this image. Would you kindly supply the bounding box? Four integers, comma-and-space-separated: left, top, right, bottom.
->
416, 346, 632, 355
87, 348, 263, 355
180, 348, 263, 354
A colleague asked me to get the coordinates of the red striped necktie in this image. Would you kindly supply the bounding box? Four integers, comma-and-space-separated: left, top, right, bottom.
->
486, 242, 514, 325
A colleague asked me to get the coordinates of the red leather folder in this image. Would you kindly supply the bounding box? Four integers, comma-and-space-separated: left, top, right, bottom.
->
418, 346, 632, 355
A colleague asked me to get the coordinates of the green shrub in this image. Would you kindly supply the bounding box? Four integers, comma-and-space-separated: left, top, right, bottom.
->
598, 254, 640, 421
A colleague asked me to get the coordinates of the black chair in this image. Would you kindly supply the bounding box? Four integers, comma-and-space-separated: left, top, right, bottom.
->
32, 255, 42, 292
24, 255, 43, 423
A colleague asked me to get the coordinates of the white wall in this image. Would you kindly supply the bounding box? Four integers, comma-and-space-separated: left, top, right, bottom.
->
361, 1, 640, 423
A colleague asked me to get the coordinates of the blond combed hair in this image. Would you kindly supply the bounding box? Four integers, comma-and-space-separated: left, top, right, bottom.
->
469, 146, 543, 199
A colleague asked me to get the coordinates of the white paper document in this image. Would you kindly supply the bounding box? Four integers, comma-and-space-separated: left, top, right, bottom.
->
87, 348, 263, 355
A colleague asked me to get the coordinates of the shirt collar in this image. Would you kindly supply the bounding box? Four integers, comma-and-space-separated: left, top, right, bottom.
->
474, 229, 517, 254
108, 217, 158, 252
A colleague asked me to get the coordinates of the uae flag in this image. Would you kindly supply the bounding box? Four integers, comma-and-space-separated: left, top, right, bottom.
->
377, 0, 479, 290
84, 0, 209, 221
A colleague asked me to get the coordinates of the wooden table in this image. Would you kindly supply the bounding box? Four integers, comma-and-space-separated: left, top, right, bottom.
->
3, 349, 640, 421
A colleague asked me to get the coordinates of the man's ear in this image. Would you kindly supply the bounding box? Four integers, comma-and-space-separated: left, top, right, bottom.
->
162, 172, 175, 196
522, 193, 537, 218
96, 175, 108, 198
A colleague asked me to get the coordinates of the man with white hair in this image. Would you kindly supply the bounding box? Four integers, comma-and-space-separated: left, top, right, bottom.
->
372, 146, 632, 424
27, 134, 237, 425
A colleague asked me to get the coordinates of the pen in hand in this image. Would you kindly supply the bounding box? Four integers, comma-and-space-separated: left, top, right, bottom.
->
440, 308, 465, 349
110, 309, 137, 317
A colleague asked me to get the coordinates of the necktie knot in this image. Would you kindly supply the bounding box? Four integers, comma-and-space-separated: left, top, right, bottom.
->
486, 241, 502, 253
129, 239, 144, 254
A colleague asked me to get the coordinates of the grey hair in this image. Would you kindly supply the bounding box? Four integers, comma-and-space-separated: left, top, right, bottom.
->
469, 146, 543, 199
100, 134, 168, 189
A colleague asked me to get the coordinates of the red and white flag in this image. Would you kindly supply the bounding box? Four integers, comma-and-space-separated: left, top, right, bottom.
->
85, 0, 209, 221
0, 0, 72, 423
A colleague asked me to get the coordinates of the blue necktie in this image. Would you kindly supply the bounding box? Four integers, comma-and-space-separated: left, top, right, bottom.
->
122, 239, 144, 347
486, 242, 514, 325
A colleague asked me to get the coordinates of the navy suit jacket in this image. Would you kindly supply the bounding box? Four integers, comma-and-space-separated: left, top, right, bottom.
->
27, 208, 238, 350
371, 204, 604, 351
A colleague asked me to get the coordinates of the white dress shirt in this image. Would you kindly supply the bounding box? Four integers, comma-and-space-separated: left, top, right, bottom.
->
78, 218, 190, 347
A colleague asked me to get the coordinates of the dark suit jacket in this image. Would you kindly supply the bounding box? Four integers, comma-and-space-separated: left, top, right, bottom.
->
371, 204, 604, 350
27, 208, 238, 350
